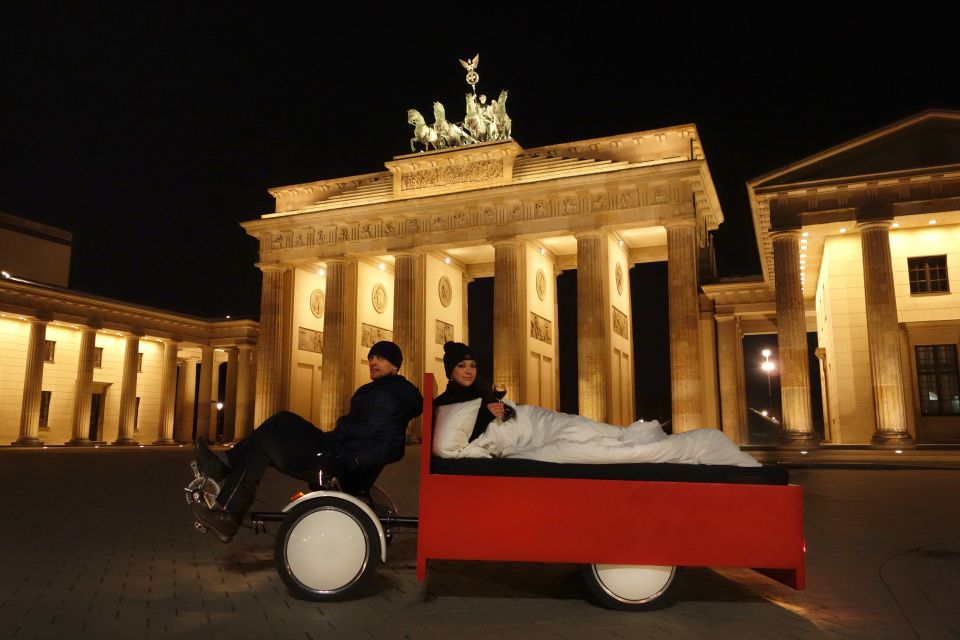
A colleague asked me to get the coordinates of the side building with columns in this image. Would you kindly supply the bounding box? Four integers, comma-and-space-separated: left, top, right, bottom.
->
709, 110, 960, 447
0, 216, 258, 447
241, 128, 724, 434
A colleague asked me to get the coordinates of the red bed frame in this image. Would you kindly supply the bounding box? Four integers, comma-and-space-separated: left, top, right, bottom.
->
415, 374, 805, 590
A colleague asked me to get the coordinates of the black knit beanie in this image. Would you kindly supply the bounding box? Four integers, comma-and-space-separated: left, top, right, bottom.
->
443, 341, 476, 379
367, 341, 403, 369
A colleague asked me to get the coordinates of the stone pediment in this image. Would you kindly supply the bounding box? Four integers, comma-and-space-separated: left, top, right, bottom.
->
753, 110, 960, 190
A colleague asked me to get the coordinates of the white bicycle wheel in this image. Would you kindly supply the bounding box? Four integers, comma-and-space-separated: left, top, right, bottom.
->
583, 564, 678, 611
275, 497, 380, 600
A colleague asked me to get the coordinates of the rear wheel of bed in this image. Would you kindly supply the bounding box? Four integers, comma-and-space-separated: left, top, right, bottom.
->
275, 497, 381, 601
583, 564, 678, 610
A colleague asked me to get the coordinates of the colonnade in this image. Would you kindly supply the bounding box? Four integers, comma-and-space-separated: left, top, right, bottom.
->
252, 223, 710, 431
10, 319, 256, 446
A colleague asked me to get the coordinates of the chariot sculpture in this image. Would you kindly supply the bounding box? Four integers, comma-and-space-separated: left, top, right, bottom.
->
407, 54, 512, 153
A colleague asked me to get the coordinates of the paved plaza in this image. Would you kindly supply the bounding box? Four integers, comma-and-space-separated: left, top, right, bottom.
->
1, 446, 959, 639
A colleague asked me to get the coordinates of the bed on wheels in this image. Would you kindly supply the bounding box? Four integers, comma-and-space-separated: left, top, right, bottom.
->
202, 373, 804, 609
416, 374, 805, 609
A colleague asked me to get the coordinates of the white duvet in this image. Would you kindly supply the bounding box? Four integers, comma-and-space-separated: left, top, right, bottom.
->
455, 403, 760, 467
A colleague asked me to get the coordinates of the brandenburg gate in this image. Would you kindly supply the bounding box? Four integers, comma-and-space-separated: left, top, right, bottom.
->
241, 62, 723, 433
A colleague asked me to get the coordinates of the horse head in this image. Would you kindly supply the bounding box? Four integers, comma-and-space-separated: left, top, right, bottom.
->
433, 101, 447, 123
407, 109, 425, 126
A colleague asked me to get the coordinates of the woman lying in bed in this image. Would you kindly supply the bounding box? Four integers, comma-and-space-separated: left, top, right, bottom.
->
433, 341, 760, 467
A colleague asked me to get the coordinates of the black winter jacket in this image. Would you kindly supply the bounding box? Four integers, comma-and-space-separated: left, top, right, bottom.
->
330, 373, 423, 474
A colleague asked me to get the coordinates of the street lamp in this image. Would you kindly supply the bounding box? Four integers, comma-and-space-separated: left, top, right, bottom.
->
761, 349, 776, 415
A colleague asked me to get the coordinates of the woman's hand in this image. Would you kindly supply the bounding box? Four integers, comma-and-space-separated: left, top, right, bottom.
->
486, 402, 505, 420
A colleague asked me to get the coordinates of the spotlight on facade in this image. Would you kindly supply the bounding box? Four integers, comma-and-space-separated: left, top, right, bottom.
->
318, 268, 326, 276
444, 256, 451, 264
801, 232, 809, 237
891, 223, 900, 228
618, 239, 624, 248
216, 402, 224, 411
800, 450, 808, 455
839, 228, 847, 234
929, 219, 937, 225
540, 247, 546, 255
225, 315, 231, 319
378, 263, 386, 270
895, 449, 903, 454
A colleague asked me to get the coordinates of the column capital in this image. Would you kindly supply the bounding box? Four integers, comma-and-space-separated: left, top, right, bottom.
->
856, 219, 893, 232
236, 343, 254, 353
714, 312, 737, 323
492, 239, 525, 249
663, 218, 697, 230
769, 228, 803, 241
573, 229, 606, 240
255, 262, 290, 273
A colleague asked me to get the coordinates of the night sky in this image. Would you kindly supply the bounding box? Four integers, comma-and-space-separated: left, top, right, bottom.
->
4, 7, 955, 424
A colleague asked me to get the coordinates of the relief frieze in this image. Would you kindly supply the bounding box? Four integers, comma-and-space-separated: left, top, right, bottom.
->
399, 159, 503, 192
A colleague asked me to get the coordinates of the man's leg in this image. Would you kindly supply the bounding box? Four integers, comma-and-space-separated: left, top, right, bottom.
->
218, 411, 328, 518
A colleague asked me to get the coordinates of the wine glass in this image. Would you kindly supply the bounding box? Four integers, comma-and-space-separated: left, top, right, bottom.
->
492, 383, 507, 423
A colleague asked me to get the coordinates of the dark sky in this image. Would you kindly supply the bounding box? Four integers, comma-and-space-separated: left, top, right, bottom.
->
2, 5, 957, 319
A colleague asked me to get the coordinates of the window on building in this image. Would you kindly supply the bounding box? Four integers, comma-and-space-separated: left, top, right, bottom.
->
138, 352, 144, 372
134, 396, 141, 431
94, 347, 103, 368
44, 340, 56, 363
908, 256, 949, 294
916, 344, 960, 416
39, 391, 52, 428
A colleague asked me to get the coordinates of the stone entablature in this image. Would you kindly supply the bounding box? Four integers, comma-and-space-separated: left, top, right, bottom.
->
261, 126, 722, 233
0, 280, 258, 345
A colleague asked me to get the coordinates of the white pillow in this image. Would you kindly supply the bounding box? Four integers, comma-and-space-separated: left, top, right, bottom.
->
432, 398, 482, 457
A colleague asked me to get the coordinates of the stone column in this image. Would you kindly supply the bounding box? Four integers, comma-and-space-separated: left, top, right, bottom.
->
771, 230, 818, 448
114, 334, 140, 445
576, 231, 610, 422
493, 242, 525, 401
815, 347, 832, 442
67, 326, 98, 446
254, 264, 287, 425
666, 221, 703, 432
221, 348, 239, 442
859, 220, 914, 448
318, 259, 358, 429
175, 357, 197, 442
394, 253, 425, 440
13, 318, 48, 446
716, 314, 747, 444
248, 347, 258, 430
154, 339, 179, 444
233, 344, 253, 440
462, 273, 472, 345
197, 345, 214, 441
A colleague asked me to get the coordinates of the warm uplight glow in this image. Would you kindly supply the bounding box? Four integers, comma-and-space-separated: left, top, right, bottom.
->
444, 256, 451, 264
839, 228, 847, 233
318, 268, 326, 276
378, 262, 386, 270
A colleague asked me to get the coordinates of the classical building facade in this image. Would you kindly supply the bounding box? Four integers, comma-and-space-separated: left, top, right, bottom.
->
241, 130, 724, 434
710, 110, 960, 446
1, 213, 258, 446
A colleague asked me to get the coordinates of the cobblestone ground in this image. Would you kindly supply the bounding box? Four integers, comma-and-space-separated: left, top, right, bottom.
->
1, 447, 958, 639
